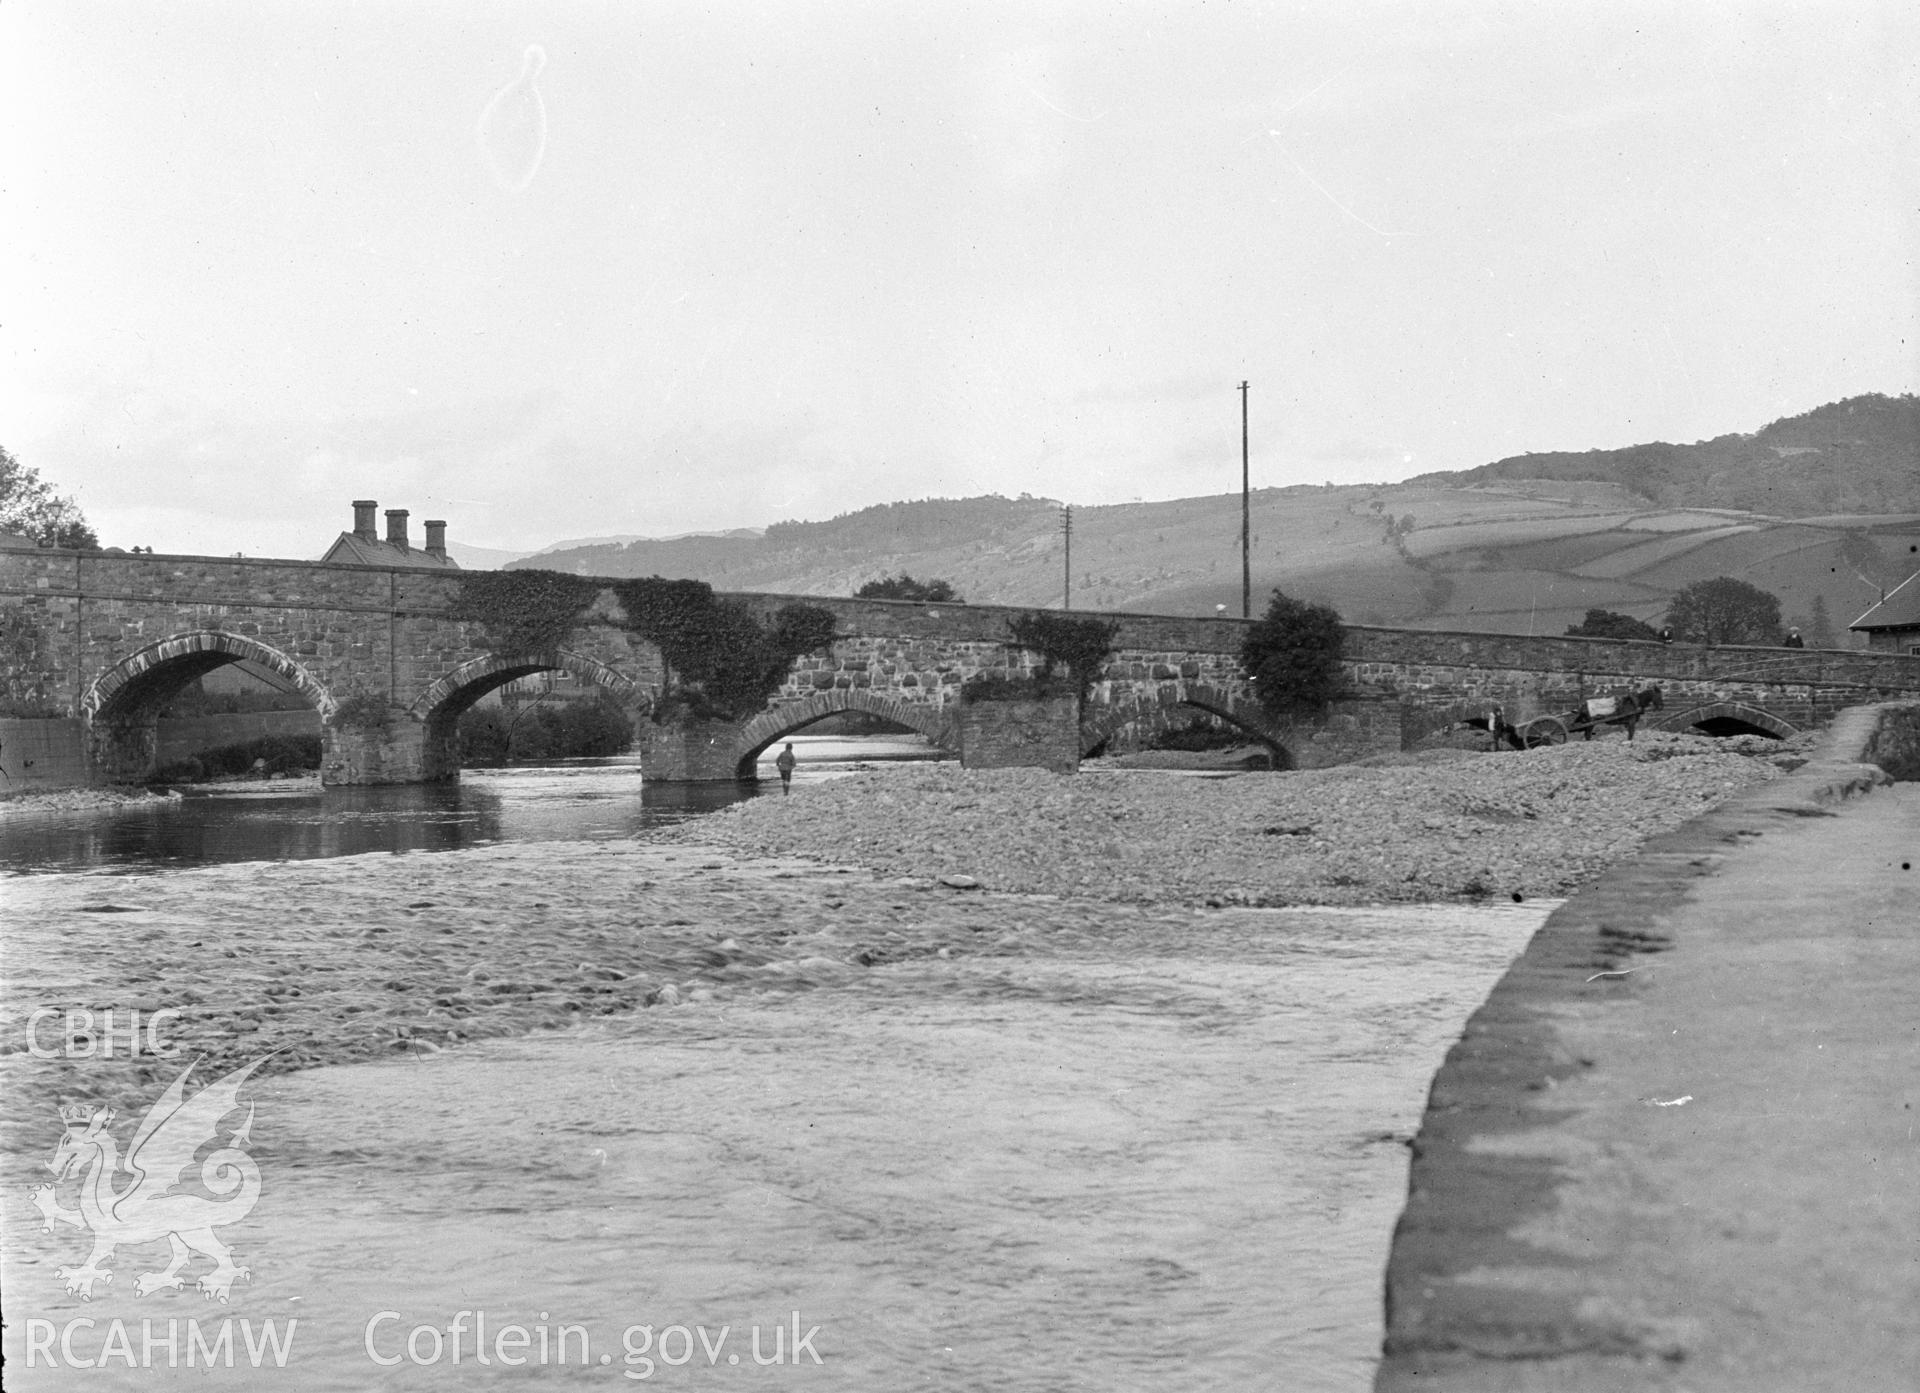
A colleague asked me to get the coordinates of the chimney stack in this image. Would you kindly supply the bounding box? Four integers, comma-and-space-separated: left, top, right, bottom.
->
353, 500, 378, 541
424, 520, 447, 558
384, 509, 410, 550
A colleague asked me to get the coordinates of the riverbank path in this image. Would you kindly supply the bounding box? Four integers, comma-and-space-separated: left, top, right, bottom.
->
1381, 779, 1918, 1392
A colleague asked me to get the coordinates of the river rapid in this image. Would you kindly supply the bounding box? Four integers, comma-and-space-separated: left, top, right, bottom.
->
1, 752, 1544, 1392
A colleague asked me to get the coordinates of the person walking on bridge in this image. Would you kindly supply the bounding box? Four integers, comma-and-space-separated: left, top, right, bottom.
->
775, 742, 797, 794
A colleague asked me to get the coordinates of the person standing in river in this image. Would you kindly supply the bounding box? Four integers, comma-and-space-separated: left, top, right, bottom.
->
775, 742, 797, 794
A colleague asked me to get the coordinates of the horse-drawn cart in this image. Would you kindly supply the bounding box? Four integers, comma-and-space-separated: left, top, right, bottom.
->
1467, 687, 1665, 750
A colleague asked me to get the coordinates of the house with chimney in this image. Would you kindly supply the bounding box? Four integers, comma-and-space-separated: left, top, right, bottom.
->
1849, 572, 1920, 655
321, 501, 459, 569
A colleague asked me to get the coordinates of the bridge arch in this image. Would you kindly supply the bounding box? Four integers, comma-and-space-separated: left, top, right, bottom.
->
1658, 701, 1797, 740
410, 650, 645, 781
1079, 683, 1292, 767
409, 650, 642, 723
81, 631, 336, 783
85, 631, 334, 722
724, 691, 958, 779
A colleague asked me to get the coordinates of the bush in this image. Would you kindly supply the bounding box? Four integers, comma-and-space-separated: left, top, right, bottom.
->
148, 756, 205, 784
1565, 609, 1659, 642
148, 734, 321, 783
160, 679, 311, 717
1146, 715, 1249, 752
1240, 590, 1345, 720
457, 693, 633, 766
459, 707, 512, 766
856, 574, 960, 602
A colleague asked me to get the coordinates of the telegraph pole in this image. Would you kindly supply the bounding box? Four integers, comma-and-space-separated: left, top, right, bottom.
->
1239, 381, 1251, 618
1061, 504, 1073, 610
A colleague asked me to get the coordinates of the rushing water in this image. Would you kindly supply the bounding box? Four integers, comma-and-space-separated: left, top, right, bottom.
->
0, 736, 941, 875
1, 746, 1544, 1391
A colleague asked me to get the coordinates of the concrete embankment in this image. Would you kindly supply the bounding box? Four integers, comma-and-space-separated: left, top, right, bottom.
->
1375, 703, 1920, 1392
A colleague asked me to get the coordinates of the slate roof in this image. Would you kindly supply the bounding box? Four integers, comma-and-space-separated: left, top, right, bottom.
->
1849, 571, 1920, 631
319, 533, 459, 569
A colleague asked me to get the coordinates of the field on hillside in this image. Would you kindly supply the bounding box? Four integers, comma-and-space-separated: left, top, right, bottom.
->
523, 480, 1920, 641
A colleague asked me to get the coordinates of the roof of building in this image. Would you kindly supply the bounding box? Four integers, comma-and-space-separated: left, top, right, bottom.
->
1849, 570, 1920, 631
319, 533, 460, 569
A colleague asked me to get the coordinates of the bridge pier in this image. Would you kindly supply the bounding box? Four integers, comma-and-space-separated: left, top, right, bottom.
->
957, 693, 1081, 773
323, 716, 429, 786
636, 718, 755, 783
86, 714, 161, 785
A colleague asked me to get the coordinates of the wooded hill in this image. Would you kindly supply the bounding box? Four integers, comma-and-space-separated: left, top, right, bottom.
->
512, 395, 1920, 643
1412, 393, 1920, 516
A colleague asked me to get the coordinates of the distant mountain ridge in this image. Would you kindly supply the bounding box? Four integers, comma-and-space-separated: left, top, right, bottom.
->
504, 395, 1920, 641
1413, 392, 1920, 515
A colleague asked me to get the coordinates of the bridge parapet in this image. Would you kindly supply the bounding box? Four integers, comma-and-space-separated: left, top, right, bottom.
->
7, 543, 1920, 786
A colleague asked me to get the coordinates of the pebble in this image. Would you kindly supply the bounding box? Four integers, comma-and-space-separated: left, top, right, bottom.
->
675, 732, 1799, 907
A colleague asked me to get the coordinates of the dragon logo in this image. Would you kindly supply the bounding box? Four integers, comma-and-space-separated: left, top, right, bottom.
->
30, 1057, 268, 1302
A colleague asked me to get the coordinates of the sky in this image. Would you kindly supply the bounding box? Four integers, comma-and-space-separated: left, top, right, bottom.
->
3, 1, 1915, 559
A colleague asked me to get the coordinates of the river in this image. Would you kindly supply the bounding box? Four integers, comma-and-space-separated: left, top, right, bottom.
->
0, 744, 1544, 1391
0, 735, 940, 876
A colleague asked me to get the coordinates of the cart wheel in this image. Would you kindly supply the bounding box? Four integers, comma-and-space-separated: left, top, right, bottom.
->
1520, 717, 1568, 748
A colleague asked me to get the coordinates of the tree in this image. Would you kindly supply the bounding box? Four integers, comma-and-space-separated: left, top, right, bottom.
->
1565, 609, 1659, 642
855, 574, 960, 603
0, 446, 99, 549
1665, 577, 1783, 646
1807, 594, 1836, 648
1241, 590, 1345, 719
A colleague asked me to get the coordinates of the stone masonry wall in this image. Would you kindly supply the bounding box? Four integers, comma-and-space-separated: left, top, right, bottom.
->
8, 544, 1920, 785
956, 695, 1081, 774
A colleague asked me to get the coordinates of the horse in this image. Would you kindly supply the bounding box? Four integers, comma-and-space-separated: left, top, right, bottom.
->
1573, 686, 1663, 740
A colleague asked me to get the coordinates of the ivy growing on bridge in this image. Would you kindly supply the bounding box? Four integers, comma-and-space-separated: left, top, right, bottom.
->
449, 571, 839, 723
611, 578, 837, 722
964, 612, 1118, 708
448, 571, 605, 653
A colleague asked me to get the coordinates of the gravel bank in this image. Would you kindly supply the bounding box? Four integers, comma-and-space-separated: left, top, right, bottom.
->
0, 787, 181, 817
675, 733, 1803, 906
0, 733, 1796, 1148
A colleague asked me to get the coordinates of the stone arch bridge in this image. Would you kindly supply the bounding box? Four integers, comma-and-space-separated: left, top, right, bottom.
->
5, 545, 1919, 786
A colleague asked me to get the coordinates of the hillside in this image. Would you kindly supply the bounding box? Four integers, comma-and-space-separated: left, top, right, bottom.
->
1414, 393, 1920, 515
510, 395, 1920, 642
